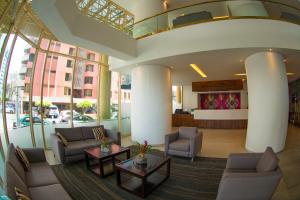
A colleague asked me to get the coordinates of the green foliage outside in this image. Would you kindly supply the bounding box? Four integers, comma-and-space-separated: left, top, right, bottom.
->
76, 100, 93, 114
35, 100, 52, 107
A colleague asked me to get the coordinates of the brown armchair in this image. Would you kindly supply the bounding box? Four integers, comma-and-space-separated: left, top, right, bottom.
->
165, 127, 202, 161
216, 147, 282, 200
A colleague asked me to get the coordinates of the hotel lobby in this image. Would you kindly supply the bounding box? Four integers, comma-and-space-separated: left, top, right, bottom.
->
1, 0, 300, 199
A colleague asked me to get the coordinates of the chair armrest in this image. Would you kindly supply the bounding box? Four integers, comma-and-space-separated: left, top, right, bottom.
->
190, 131, 203, 157
165, 132, 179, 152
105, 129, 121, 145
217, 169, 282, 200
226, 153, 263, 169
22, 148, 46, 163
51, 134, 65, 164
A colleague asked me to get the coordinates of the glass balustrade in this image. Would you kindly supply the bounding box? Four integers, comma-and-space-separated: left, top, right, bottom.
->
133, 0, 300, 39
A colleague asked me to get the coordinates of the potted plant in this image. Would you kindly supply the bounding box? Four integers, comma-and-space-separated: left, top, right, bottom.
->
134, 140, 152, 165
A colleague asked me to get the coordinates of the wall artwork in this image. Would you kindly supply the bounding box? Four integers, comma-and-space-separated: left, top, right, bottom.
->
199, 93, 241, 109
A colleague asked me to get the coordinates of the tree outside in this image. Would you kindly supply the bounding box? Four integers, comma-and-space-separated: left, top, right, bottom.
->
76, 100, 93, 114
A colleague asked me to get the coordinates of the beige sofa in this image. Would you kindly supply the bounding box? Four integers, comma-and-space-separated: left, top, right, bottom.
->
52, 125, 121, 164
4, 144, 71, 200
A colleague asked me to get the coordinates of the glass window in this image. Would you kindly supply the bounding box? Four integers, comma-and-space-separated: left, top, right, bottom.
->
29, 54, 35, 62
66, 59, 73, 68
5, 37, 35, 148
68, 47, 75, 56
64, 87, 71, 95
85, 64, 94, 72
26, 68, 32, 77
65, 73, 71, 81
84, 77, 93, 84
84, 89, 92, 97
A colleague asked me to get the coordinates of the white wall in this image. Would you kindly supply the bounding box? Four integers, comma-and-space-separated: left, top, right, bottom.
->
182, 85, 198, 111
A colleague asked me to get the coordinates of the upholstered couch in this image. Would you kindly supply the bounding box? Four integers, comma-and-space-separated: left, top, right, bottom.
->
52, 125, 121, 164
4, 143, 71, 200
165, 127, 203, 161
216, 147, 282, 200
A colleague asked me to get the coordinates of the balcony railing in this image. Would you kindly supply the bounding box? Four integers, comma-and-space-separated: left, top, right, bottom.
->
132, 0, 300, 39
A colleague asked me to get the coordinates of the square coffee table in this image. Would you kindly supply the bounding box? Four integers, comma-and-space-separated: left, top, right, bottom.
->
84, 144, 130, 178
115, 154, 171, 198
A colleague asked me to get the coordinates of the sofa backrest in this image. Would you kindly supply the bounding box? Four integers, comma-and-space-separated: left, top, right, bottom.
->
81, 125, 104, 140
5, 162, 30, 200
178, 127, 198, 139
55, 127, 84, 142
6, 144, 26, 182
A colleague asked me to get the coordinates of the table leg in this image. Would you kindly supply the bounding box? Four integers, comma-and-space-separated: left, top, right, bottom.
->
116, 169, 121, 185
141, 177, 146, 198
85, 153, 90, 169
99, 159, 104, 177
126, 149, 130, 159
166, 159, 171, 178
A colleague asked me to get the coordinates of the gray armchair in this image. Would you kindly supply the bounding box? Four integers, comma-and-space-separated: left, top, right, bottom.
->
165, 127, 202, 161
216, 147, 282, 200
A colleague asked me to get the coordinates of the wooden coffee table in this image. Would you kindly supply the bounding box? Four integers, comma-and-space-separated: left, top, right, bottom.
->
115, 154, 171, 198
84, 144, 130, 178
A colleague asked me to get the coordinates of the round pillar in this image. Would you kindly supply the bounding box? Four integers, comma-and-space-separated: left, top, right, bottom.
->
131, 65, 172, 145
133, 0, 165, 22
99, 55, 111, 119
245, 52, 289, 152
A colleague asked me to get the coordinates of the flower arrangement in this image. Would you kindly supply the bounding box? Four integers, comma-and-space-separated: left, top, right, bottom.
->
135, 140, 152, 157
101, 137, 110, 153
134, 140, 152, 164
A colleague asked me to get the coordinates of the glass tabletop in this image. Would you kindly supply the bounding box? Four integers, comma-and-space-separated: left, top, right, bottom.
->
116, 154, 170, 176
84, 144, 129, 159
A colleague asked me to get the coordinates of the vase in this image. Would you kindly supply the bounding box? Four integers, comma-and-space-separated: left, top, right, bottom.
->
135, 153, 147, 165
101, 145, 109, 153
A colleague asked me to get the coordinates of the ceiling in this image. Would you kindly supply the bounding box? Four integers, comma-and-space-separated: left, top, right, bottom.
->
122, 47, 300, 85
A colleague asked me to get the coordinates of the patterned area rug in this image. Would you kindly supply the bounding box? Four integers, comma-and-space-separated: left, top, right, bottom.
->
51, 149, 226, 200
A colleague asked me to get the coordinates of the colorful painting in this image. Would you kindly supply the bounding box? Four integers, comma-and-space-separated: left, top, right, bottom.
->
199, 93, 241, 109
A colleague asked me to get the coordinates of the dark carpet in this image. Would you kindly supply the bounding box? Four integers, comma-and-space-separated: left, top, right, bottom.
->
52, 149, 226, 200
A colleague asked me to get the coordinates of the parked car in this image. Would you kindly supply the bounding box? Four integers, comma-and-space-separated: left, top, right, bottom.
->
48, 105, 59, 118
59, 110, 79, 122
5, 106, 15, 114
73, 115, 95, 124
13, 115, 48, 128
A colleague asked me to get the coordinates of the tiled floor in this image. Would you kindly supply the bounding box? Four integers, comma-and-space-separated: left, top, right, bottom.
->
46, 125, 300, 200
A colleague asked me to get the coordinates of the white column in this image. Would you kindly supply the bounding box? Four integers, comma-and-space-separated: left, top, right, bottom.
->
245, 52, 289, 153
131, 65, 172, 145
133, 0, 165, 22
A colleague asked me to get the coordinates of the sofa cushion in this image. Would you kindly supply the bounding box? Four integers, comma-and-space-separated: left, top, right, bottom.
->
5, 163, 30, 200
55, 127, 83, 142
81, 125, 104, 139
56, 132, 68, 146
29, 184, 72, 200
15, 146, 31, 171
65, 140, 101, 156
169, 139, 190, 152
178, 127, 197, 139
256, 147, 279, 172
92, 127, 105, 141
6, 144, 26, 181
26, 163, 59, 187
15, 187, 31, 200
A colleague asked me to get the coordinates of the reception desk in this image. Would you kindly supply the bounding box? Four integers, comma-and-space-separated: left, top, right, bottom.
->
172, 109, 248, 129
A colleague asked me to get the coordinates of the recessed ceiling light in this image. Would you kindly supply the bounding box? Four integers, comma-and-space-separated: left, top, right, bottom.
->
190, 64, 207, 78
269, 48, 273, 51
239, 59, 243, 62
287, 72, 294, 76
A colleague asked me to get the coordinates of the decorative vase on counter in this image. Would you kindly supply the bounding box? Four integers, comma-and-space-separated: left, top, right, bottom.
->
134, 153, 147, 165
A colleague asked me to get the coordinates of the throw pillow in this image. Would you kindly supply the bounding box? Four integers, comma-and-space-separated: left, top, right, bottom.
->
56, 132, 68, 146
15, 146, 30, 171
256, 146, 279, 172
15, 187, 31, 200
92, 127, 105, 141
